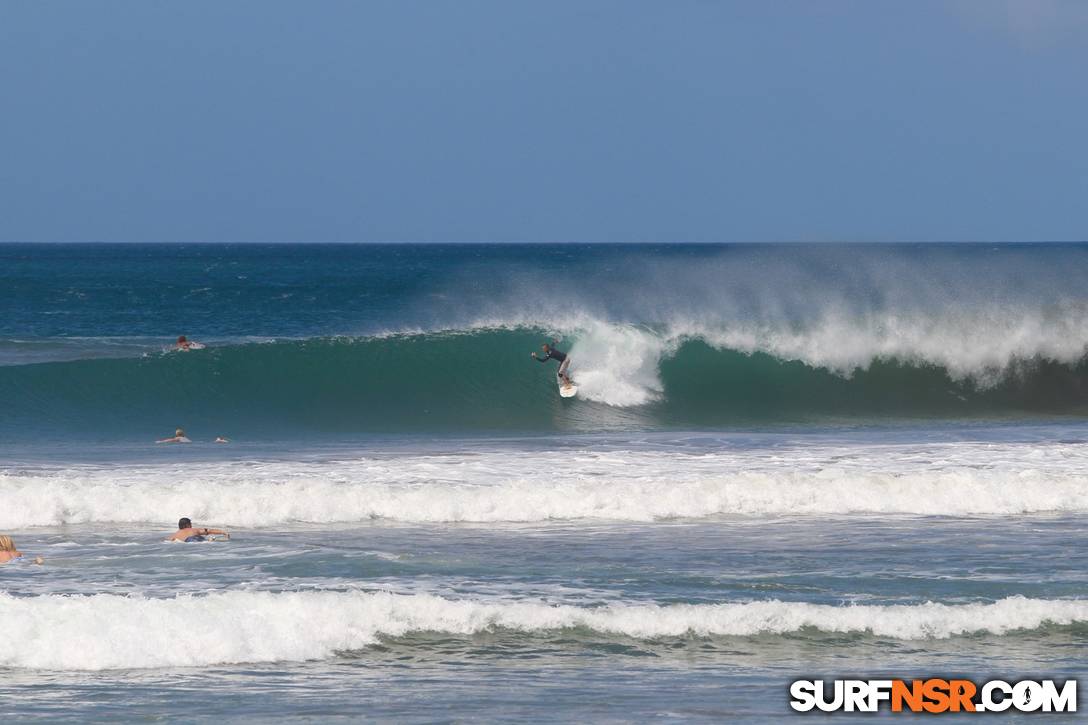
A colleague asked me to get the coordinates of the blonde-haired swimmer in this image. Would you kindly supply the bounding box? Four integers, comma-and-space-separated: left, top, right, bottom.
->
0, 535, 44, 565
157, 428, 192, 444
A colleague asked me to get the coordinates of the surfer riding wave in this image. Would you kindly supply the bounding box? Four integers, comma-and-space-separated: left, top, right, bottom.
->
532, 339, 572, 386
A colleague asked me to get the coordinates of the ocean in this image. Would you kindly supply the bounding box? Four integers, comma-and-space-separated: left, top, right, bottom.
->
1, 242, 1086, 721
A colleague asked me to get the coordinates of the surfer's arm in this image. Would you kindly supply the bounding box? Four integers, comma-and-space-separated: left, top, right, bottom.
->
199, 528, 228, 536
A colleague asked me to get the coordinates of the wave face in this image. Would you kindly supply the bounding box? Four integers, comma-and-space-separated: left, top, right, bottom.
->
1, 328, 1087, 439
3, 243, 1088, 437
4, 439, 1087, 528
1, 591, 1083, 670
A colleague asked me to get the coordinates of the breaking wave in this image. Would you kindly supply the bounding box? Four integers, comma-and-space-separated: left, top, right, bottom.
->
1, 591, 1084, 670
4, 439, 1088, 527
1, 319, 1087, 439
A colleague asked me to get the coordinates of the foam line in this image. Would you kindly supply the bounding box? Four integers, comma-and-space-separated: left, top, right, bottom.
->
4, 441, 1088, 527
1, 591, 1083, 670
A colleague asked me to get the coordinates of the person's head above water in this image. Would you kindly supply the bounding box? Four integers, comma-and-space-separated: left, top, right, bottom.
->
0, 535, 15, 552
541, 343, 551, 352
175, 428, 185, 437
178, 517, 192, 530
177, 335, 187, 344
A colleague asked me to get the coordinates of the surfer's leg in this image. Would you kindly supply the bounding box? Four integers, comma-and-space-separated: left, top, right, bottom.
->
558, 358, 571, 382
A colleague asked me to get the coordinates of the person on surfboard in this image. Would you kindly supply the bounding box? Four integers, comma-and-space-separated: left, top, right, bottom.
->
532, 339, 573, 386
167, 517, 230, 542
157, 428, 192, 444
174, 335, 205, 351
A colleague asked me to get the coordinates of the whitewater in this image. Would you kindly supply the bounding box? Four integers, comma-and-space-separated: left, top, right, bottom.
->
4, 436, 1088, 528
3, 591, 1085, 671
2, 244, 1087, 721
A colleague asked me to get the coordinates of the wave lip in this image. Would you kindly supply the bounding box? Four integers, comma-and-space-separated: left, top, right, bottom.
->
1, 591, 1084, 671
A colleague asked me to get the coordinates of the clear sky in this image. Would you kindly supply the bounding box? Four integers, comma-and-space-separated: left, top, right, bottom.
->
1, 1, 1086, 243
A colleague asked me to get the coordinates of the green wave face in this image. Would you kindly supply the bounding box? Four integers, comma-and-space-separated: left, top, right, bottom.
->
2, 329, 1087, 441
656, 340, 1088, 425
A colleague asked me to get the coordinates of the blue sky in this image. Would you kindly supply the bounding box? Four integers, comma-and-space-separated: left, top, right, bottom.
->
1, 1, 1085, 242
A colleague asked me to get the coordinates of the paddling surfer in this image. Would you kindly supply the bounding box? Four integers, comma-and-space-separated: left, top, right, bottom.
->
157, 428, 192, 444
167, 517, 230, 542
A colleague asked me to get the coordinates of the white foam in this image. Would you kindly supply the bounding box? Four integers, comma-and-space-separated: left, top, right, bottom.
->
0, 591, 1082, 670
565, 321, 670, 406
686, 303, 1088, 382
447, 243, 1088, 401
3, 439, 1088, 527
457, 303, 1088, 409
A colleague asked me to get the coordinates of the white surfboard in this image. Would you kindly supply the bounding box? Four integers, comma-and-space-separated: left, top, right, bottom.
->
558, 375, 578, 398
167, 342, 205, 353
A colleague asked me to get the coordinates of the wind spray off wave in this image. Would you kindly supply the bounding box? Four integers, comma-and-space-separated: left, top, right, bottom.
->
3, 243, 1088, 438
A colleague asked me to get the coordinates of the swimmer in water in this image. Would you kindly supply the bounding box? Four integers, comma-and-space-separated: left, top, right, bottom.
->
214, 436, 230, 444
167, 518, 230, 543
0, 535, 44, 565
157, 428, 192, 444
174, 335, 205, 350
531, 339, 573, 386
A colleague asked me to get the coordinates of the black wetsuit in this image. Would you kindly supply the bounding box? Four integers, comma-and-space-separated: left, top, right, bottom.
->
536, 347, 567, 365
537, 346, 571, 384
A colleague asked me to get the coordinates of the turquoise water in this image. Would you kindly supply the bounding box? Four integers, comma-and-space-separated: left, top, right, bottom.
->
1, 244, 1087, 721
